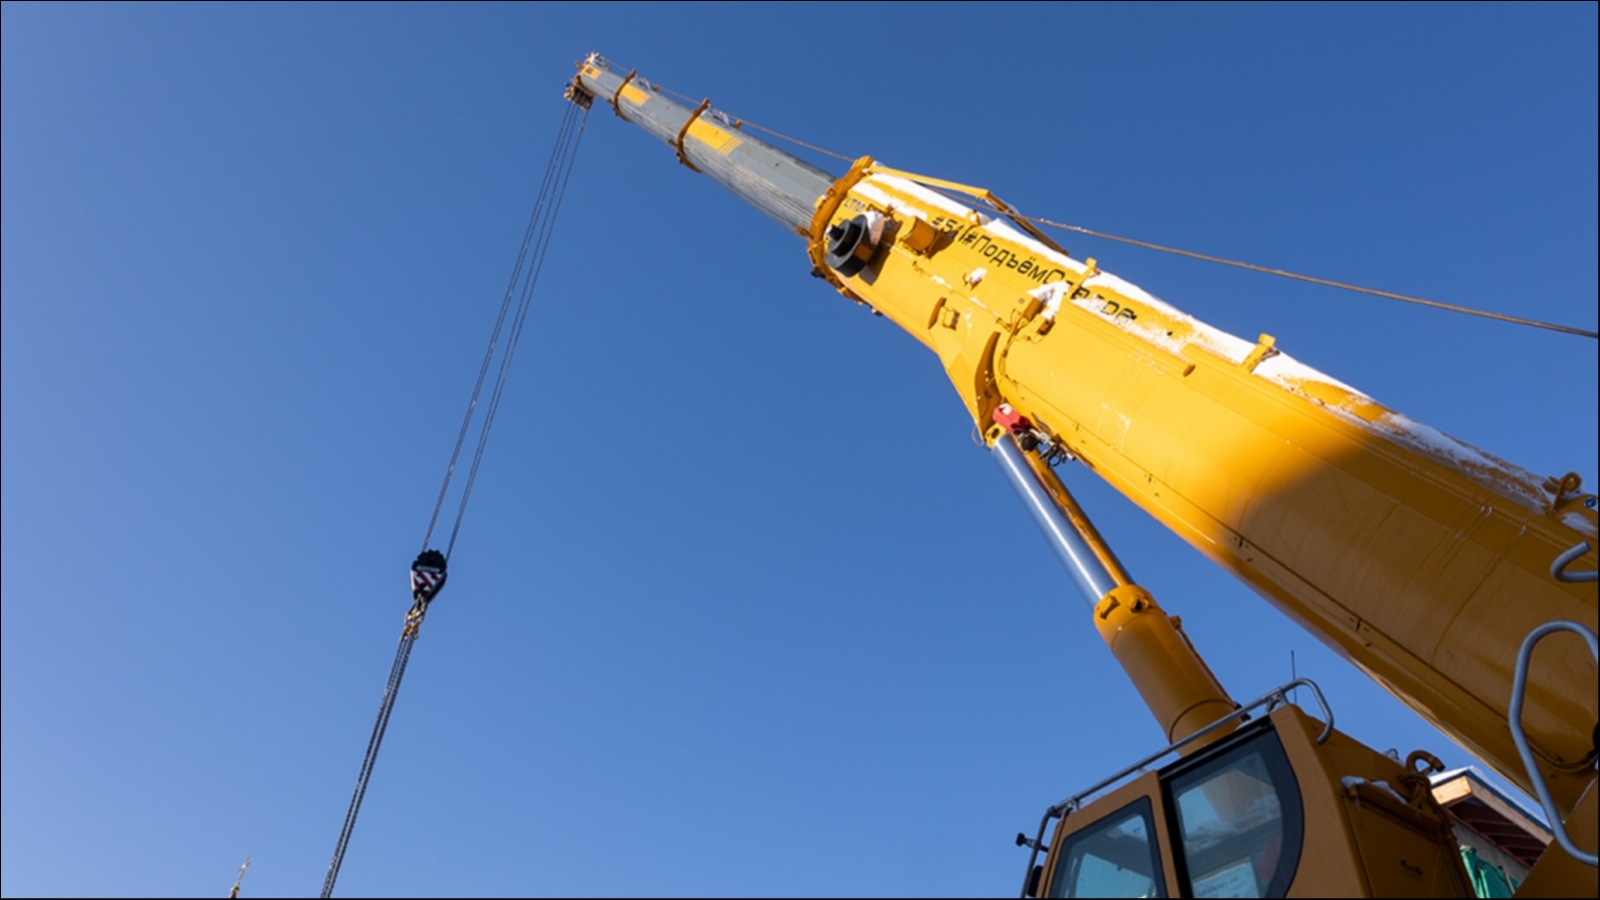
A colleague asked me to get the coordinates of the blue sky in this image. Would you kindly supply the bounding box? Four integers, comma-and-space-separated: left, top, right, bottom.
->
2, 3, 1595, 897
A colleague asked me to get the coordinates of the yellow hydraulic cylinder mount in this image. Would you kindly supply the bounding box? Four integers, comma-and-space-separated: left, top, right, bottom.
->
1094, 584, 1238, 745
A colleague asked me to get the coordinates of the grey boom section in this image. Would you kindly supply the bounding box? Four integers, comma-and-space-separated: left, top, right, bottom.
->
575, 59, 836, 232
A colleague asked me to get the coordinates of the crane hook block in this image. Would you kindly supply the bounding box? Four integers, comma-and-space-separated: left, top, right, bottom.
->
410, 549, 448, 605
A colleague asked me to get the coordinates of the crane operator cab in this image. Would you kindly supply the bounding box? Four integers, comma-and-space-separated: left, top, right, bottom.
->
1023, 687, 1476, 898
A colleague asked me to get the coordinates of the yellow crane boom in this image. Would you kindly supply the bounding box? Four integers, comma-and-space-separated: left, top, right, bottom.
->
566, 54, 1597, 895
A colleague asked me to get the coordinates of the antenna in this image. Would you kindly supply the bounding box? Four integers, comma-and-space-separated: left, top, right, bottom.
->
1291, 651, 1298, 705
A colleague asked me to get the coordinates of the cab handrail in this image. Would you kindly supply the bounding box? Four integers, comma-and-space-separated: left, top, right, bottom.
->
1507, 620, 1599, 868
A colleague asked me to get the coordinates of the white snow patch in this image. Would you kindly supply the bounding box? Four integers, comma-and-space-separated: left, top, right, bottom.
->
1253, 352, 1369, 398
1366, 413, 1550, 512
851, 181, 934, 224
868, 174, 989, 221
1069, 279, 1255, 365
1341, 777, 1411, 806
1029, 282, 1070, 320
965, 267, 988, 287
982, 217, 1083, 274
1561, 511, 1598, 537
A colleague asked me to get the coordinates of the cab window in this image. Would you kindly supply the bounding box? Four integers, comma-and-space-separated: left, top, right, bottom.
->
1050, 796, 1166, 898
1164, 730, 1302, 898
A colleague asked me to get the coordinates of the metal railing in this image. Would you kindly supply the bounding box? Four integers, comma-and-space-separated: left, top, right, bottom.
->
1507, 619, 1599, 868
1551, 541, 1598, 583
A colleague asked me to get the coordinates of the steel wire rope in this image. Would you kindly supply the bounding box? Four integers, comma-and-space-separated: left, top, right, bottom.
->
733, 119, 853, 162
1002, 211, 1599, 340
420, 102, 582, 552
651, 83, 853, 162
446, 107, 588, 557
321, 635, 415, 898
899, 179, 1598, 340
677, 98, 1594, 340
628, 55, 1594, 339
320, 103, 589, 899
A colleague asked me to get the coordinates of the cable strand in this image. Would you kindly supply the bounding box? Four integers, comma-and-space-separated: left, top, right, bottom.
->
621, 57, 1589, 338
651, 82, 852, 162
732, 119, 852, 161
323, 102, 589, 900
322, 635, 415, 898
421, 103, 580, 550
447, 109, 588, 557
1016, 213, 1596, 339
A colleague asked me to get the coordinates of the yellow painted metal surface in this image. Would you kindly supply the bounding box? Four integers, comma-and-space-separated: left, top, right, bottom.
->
617, 81, 649, 108
1020, 445, 1239, 748
805, 162, 1599, 819
1040, 706, 1475, 897
1039, 771, 1180, 897
570, 54, 1596, 893
1515, 778, 1598, 897
685, 116, 743, 156
1273, 705, 1474, 897
1093, 584, 1237, 746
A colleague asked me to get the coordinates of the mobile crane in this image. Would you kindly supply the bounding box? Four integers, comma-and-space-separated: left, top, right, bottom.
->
563, 55, 1597, 897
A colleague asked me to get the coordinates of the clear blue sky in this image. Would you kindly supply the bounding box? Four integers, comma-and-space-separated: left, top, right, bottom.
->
3, 3, 1595, 897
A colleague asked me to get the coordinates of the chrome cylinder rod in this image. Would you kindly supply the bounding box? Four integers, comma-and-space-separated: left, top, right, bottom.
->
992, 433, 1125, 605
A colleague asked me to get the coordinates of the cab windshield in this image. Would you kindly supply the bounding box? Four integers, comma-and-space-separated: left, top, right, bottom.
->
1049, 796, 1166, 898
1164, 729, 1303, 898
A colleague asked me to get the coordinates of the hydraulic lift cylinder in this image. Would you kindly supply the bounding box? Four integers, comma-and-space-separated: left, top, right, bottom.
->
993, 435, 1129, 605
993, 433, 1236, 745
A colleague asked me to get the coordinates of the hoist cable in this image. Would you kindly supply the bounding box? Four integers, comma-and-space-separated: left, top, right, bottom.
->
446, 107, 588, 557
321, 634, 414, 898
420, 103, 583, 552
321, 102, 588, 899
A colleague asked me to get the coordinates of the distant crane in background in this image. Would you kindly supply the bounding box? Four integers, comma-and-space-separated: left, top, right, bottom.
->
227, 855, 249, 899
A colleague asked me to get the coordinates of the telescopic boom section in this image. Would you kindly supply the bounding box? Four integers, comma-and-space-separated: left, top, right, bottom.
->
570, 58, 833, 233
568, 55, 1598, 825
